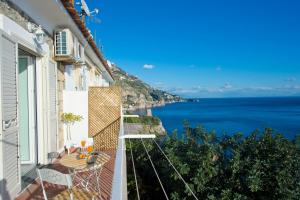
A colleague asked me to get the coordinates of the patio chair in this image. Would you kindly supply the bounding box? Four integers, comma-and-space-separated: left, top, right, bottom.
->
48, 152, 60, 163
37, 168, 97, 200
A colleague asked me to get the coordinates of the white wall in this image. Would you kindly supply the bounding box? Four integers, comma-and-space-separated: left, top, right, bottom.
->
0, 14, 49, 55
102, 79, 110, 87
63, 91, 93, 147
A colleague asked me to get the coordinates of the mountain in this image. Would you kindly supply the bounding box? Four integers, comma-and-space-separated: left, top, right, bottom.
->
111, 64, 184, 110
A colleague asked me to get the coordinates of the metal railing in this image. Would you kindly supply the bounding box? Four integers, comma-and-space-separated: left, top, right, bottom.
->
111, 109, 127, 200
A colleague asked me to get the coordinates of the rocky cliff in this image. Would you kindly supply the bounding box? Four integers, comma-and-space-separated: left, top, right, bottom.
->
111, 65, 184, 110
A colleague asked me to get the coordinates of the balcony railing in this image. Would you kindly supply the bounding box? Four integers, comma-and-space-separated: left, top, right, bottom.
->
111, 111, 128, 199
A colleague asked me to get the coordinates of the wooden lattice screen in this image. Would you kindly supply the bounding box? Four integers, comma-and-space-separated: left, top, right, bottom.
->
89, 86, 122, 150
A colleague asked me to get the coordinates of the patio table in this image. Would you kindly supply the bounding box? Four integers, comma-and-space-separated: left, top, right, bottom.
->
60, 153, 97, 195
60, 153, 88, 170
59, 152, 110, 197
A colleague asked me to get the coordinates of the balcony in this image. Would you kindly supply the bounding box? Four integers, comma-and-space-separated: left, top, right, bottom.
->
16, 150, 117, 200
16, 86, 127, 200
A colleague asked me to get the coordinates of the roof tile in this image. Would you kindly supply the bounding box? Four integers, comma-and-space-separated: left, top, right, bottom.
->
61, 0, 114, 80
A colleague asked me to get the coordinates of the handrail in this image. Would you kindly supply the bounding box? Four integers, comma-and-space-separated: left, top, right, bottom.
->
122, 115, 139, 118
111, 108, 127, 200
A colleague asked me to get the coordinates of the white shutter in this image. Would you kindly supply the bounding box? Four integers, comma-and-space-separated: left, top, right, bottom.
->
79, 66, 87, 91
0, 32, 21, 198
48, 61, 57, 153
64, 65, 74, 91
85, 68, 90, 89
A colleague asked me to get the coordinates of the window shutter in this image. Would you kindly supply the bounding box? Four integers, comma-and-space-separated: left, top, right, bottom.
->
0, 32, 21, 198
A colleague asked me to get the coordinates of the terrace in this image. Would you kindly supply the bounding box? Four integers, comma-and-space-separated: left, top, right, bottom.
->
16, 150, 116, 200
15, 87, 127, 200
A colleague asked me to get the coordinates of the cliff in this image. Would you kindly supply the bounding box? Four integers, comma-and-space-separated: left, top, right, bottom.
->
124, 116, 166, 136
111, 64, 184, 110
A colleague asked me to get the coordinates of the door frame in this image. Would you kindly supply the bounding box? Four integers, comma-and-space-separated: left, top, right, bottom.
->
18, 55, 37, 165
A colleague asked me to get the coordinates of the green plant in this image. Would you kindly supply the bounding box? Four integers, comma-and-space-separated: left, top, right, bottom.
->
124, 116, 161, 126
61, 112, 83, 141
126, 123, 300, 200
61, 112, 83, 124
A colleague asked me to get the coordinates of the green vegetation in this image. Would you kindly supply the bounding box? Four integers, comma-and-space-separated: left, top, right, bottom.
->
112, 65, 183, 108
127, 121, 300, 200
61, 112, 83, 123
124, 116, 161, 126
61, 112, 83, 142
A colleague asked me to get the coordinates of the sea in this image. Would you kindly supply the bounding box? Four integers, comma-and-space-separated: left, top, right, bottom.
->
152, 97, 300, 139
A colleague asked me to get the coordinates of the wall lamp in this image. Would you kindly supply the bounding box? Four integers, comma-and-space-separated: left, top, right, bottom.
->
27, 22, 46, 45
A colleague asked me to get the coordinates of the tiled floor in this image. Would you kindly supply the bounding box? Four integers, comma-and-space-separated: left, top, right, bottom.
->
16, 150, 116, 200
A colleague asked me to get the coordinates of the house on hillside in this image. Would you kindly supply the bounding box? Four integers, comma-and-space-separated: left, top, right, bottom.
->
0, 0, 126, 199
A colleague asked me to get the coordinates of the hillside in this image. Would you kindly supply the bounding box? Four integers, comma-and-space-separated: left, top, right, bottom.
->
111, 64, 184, 110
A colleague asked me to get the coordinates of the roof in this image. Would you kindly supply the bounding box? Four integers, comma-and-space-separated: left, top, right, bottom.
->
61, 0, 114, 80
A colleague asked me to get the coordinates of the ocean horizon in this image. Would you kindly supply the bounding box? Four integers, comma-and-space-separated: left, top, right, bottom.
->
152, 96, 300, 139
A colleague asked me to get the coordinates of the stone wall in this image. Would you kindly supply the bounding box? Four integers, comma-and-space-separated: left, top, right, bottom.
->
57, 63, 65, 150
0, 0, 30, 30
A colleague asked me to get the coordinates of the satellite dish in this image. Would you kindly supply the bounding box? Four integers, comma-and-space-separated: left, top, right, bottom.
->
81, 0, 90, 16
76, 0, 100, 24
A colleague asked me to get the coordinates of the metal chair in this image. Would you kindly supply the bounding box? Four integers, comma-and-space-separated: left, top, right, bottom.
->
37, 168, 97, 200
48, 152, 60, 163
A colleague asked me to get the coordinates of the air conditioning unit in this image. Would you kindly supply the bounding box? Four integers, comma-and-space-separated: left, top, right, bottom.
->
54, 28, 76, 62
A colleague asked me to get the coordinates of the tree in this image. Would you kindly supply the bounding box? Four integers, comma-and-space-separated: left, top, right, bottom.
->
61, 112, 83, 153
126, 123, 300, 200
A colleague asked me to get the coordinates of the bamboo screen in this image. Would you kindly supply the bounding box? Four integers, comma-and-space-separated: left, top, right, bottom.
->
88, 86, 121, 150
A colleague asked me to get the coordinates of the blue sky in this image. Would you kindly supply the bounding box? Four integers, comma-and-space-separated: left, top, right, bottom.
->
84, 0, 300, 98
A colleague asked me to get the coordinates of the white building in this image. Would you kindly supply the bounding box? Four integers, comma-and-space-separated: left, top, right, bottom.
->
0, 0, 117, 199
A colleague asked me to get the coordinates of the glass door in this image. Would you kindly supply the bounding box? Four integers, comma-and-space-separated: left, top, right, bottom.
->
18, 56, 36, 164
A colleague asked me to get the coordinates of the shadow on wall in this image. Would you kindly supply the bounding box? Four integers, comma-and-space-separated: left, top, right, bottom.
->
0, 179, 11, 200
0, 141, 18, 199
0, 139, 18, 199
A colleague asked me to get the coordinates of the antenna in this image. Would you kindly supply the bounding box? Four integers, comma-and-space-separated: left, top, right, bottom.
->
90, 8, 99, 16
76, 0, 100, 24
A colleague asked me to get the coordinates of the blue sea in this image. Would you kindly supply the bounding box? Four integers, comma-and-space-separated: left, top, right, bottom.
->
152, 97, 300, 139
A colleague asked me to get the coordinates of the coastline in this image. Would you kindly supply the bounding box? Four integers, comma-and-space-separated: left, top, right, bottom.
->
123, 101, 185, 136
125, 99, 186, 112
149, 97, 300, 139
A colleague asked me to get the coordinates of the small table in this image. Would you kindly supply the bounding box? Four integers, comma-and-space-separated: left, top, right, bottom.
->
60, 153, 87, 170
60, 153, 95, 193
59, 152, 110, 196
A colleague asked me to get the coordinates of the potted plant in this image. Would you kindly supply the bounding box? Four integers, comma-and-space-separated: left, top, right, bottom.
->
61, 112, 83, 153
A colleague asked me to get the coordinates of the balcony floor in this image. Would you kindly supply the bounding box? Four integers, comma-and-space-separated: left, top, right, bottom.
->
16, 150, 116, 200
